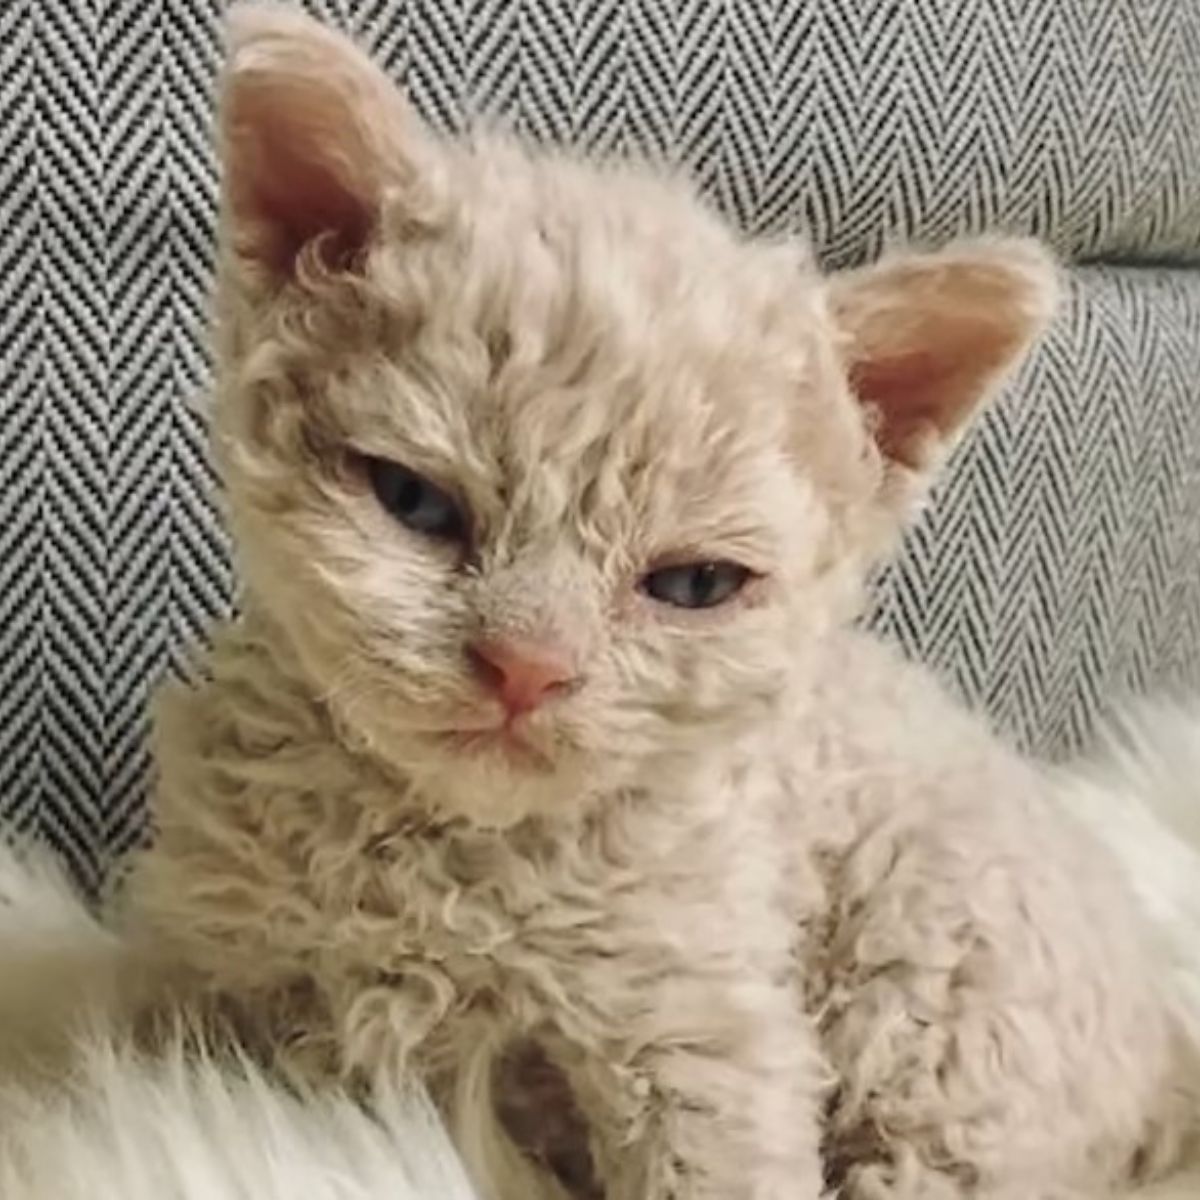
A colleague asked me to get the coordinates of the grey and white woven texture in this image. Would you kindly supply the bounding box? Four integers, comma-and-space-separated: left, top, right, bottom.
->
3, 0, 1200, 889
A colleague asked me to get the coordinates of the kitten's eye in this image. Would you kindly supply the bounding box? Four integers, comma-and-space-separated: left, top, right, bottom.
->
641, 561, 753, 610
365, 457, 466, 541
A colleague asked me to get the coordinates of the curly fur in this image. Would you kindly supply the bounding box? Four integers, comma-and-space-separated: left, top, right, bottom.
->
118, 8, 1200, 1199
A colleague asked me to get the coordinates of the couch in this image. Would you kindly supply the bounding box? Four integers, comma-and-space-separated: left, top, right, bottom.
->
2, 0, 1199, 890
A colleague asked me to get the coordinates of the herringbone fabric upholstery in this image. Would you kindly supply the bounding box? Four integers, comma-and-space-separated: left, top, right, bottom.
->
3, 0, 1200, 888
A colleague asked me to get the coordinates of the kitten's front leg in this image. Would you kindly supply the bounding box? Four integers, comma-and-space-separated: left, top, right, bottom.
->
552, 977, 827, 1200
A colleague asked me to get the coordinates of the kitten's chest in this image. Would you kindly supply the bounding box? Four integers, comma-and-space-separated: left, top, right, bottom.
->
302, 772, 787, 1008
337, 821, 605, 967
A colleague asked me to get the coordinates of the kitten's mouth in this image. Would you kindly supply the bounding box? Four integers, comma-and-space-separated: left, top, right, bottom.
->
438, 724, 556, 771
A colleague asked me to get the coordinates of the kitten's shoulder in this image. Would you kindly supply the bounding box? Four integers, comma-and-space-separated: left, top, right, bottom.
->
805, 627, 993, 752
150, 614, 354, 827
783, 628, 1034, 832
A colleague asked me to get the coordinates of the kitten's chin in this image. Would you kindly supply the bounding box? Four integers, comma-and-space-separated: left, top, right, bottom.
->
406, 749, 610, 830
318, 683, 608, 827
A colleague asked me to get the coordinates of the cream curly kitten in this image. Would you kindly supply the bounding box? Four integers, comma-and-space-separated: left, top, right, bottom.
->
124, 8, 1199, 1198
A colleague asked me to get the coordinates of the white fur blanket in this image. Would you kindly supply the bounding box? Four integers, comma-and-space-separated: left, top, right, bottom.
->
3, 703, 1200, 1199
0, 1046, 476, 1200
0, 849, 476, 1200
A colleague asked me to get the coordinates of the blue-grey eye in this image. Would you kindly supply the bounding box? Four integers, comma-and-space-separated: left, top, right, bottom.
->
641, 561, 752, 609
366, 457, 466, 541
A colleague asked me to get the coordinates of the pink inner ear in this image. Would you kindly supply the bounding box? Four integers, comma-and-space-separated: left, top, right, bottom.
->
831, 243, 1056, 479
226, 85, 377, 275
850, 350, 977, 470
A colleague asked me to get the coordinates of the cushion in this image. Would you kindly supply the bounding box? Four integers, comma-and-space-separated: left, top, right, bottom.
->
391, 0, 1200, 263
3, 0, 1200, 888
875, 266, 1200, 758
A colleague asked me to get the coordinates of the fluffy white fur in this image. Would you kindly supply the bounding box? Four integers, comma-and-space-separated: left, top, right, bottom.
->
0, 845, 477, 1200
1058, 701, 1200, 1052
0, 840, 155, 1092
0, 1040, 476, 1200
67, 7, 1200, 1199
1059, 705, 1200, 1199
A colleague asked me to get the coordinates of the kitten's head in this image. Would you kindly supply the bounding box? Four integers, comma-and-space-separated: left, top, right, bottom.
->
214, 6, 1057, 827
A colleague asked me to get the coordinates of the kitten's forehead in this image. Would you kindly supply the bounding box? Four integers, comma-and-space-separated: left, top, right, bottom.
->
444, 141, 808, 362
390, 141, 812, 482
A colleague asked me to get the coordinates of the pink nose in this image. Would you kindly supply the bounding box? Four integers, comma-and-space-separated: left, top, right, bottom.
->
468, 637, 577, 716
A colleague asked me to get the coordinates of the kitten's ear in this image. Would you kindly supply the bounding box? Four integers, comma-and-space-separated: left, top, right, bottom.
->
829, 238, 1058, 487
221, 5, 429, 278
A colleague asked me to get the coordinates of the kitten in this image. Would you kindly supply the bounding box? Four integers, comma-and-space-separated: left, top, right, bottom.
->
124, 7, 1200, 1198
